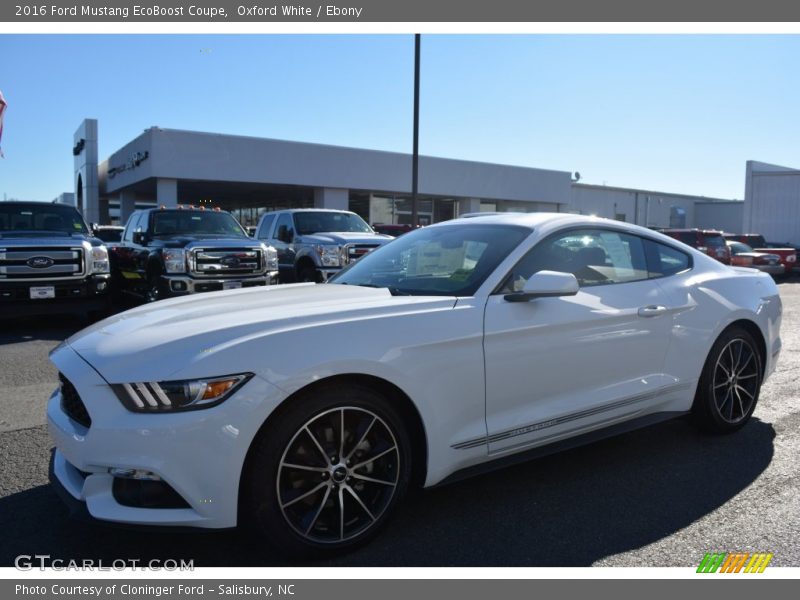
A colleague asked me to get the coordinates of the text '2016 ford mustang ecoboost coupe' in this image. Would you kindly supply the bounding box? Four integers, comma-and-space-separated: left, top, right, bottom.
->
47, 213, 782, 556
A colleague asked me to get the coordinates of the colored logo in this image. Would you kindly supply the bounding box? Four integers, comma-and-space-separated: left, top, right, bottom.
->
697, 552, 773, 573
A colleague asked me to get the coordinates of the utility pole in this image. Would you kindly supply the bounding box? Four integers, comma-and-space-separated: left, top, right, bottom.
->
411, 34, 421, 227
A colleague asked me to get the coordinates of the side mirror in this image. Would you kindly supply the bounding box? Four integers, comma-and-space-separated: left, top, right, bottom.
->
504, 270, 579, 303
132, 231, 147, 245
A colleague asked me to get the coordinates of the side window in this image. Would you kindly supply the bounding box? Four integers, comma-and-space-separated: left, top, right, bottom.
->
274, 213, 294, 241
257, 213, 276, 240
500, 228, 649, 292
644, 239, 691, 278
122, 212, 140, 242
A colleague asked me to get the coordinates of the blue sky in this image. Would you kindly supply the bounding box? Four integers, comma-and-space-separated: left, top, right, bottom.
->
1, 34, 798, 201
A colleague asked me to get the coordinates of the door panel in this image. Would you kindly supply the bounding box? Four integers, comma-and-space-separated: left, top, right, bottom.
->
483, 227, 676, 455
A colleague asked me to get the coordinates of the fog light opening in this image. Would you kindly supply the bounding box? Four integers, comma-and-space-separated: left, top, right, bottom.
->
109, 467, 161, 481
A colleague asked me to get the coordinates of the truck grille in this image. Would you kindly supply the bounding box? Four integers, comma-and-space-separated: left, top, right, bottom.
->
190, 248, 263, 277
59, 373, 92, 429
0, 247, 85, 281
342, 243, 381, 264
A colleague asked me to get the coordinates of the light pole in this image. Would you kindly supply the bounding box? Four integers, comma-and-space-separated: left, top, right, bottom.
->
411, 34, 420, 227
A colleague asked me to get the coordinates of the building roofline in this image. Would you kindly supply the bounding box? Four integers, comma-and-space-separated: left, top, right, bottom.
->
572, 182, 738, 203
141, 126, 571, 176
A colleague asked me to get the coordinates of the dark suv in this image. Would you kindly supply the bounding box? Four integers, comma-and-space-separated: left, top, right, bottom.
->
661, 228, 731, 265
0, 201, 111, 319
111, 207, 278, 302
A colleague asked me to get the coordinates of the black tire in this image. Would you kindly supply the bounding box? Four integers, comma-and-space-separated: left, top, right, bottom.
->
144, 272, 164, 303
691, 326, 763, 434
297, 264, 321, 283
242, 383, 412, 557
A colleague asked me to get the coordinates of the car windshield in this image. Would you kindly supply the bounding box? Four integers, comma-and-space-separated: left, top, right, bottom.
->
0, 204, 88, 235
729, 242, 752, 254
151, 211, 247, 237
329, 224, 531, 296
704, 234, 726, 248
94, 228, 122, 242
294, 211, 372, 235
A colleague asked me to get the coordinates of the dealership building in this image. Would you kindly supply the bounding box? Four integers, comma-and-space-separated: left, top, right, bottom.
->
64, 118, 750, 234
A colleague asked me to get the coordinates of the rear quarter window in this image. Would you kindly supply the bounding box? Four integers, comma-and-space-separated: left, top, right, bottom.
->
645, 239, 692, 278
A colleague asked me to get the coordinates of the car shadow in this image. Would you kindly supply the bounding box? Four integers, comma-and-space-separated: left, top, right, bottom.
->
0, 417, 775, 567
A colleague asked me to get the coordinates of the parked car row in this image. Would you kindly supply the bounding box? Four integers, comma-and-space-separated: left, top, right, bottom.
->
659, 228, 797, 276
1, 202, 395, 320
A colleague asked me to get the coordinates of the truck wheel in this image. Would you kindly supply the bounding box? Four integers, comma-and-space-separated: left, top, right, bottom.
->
242, 384, 412, 557
145, 273, 164, 303
691, 326, 762, 433
298, 265, 321, 283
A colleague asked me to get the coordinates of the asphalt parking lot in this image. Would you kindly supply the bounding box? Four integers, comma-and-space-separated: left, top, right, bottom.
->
1, 281, 798, 568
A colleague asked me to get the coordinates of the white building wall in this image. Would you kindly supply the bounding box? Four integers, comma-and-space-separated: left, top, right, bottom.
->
744, 161, 800, 244
695, 201, 744, 232
569, 184, 736, 229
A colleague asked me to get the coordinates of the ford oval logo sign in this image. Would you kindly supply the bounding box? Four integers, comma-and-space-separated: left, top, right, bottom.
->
27, 256, 54, 269
221, 256, 240, 267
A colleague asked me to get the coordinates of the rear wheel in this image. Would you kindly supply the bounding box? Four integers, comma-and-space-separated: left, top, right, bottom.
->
243, 384, 411, 557
692, 326, 762, 433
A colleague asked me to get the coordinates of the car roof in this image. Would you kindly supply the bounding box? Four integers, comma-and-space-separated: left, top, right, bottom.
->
436, 212, 655, 235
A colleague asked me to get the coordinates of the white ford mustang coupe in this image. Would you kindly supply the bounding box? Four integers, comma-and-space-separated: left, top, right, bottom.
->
47, 213, 782, 555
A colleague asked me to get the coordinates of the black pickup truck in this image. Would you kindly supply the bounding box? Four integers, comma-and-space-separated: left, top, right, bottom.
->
111, 207, 278, 302
0, 201, 111, 320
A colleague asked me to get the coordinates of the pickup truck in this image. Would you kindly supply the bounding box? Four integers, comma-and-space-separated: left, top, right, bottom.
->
111, 206, 278, 302
254, 208, 393, 282
722, 233, 797, 275
0, 201, 111, 319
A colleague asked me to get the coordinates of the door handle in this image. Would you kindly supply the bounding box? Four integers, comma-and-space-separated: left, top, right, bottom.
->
638, 305, 668, 318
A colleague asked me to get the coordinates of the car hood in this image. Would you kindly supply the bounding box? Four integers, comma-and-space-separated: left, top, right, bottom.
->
297, 232, 392, 245
64, 283, 456, 383
0, 235, 92, 247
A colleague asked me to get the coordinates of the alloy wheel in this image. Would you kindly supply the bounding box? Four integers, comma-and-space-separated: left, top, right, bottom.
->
712, 338, 760, 424
276, 406, 400, 544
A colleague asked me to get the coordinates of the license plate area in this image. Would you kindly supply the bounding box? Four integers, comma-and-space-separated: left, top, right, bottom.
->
30, 286, 56, 299
222, 281, 242, 290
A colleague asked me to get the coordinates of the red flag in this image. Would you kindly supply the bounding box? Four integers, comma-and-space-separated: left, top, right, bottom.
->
0, 90, 7, 158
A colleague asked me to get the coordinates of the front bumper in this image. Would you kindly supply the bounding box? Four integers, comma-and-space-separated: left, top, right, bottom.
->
753, 264, 785, 276
161, 271, 278, 296
47, 343, 286, 529
0, 274, 110, 318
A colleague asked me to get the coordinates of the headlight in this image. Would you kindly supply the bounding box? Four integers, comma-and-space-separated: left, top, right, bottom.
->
112, 374, 252, 412
162, 248, 187, 273
90, 246, 110, 274
262, 243, 278, 270
314, 244, 341, 267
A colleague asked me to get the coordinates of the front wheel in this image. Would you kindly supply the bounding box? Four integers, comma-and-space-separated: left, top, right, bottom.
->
144, 273, 164, 303
297, 265, 321, 283
692, 326, 763, 433
242, 384, 412, 557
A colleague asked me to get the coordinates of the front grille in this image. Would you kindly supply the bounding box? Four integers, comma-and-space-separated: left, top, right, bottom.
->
342, 243, 380, 265
190, 248, 263, 277
0, 247, 84, 281
59, 373, 91, 428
